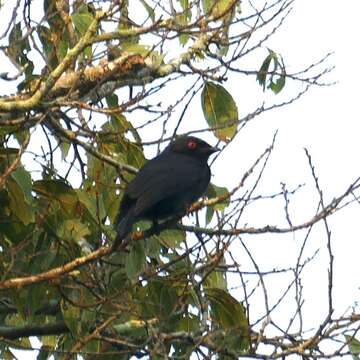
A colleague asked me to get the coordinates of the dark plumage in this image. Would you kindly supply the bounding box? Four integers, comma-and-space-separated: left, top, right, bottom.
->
113, 135, 218, 249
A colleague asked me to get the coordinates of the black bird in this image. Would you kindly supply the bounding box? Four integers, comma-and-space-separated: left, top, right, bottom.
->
113, 135, 219, 249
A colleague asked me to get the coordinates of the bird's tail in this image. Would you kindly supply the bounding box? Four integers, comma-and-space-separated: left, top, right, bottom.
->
112, 207, 136, 250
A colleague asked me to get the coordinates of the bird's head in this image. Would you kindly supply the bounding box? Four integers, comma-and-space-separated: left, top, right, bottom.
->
168, 136, 219, 160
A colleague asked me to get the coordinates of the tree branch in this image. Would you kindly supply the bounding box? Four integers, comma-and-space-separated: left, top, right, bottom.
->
0, 322, 69, 340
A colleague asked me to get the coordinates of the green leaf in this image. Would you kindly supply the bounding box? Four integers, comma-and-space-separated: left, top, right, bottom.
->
180, 0, 191, 19
121, 43, 165, 68
71, 12, 94, 35
41, 336, 57, 349
84, 339, 101, 354
202, 0, 214, 14
216, 329, 248, 359
201, 82, 238, 142
140, 0, 155, 22
61, 301, 81, 337
151, 229, 186, 249
57, 219, 90, 243
206, 288, 247, 328
125, 241, 146, 281
145, 235, 161, 258
8, 22, 30, 65
8, 22, 22, 56
37, 25, 58, 68
10, 166, 33, 204
269, 68, 286, 94
81, 308, 97, 334
71, 11, 94, 59
175, 13, 190, 46
141, 280, 179, 326
205, 183, 230, 224
177, 313, 200, 333
257, 52, 273, 90
207, 289, 247, 333
107, 192, 121, 225
14, 128, 30, 145
210, 183, 230, 211
206, 206, 214, 225
37, 346, 50, 360
4, 349, 17, 360
30, 249, 57, 273
58, 39, 69, 60
6, 177, 35, 225
106, 93, 119, 107
121, 43, 150, 56
345, 335, 360, 360
203, 268, 227, 291
59, 140, 71, 160
125, 142, 146, 169
179, 33, 190, 46
0, 213, 31, 245
177, 1, 192, 46
33, 180, 77, 208
257, 49, 286, 94
111, 113, 132, 133
101, 113, 143, 149
77, 188, 106, 222
27, 284, 55, 317
206, 288, 250, 352
159, 282, 178, 321
44, 0, 63, 28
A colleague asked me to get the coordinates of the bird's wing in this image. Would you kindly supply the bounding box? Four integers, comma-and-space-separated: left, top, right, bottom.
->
126, 154, 208, 217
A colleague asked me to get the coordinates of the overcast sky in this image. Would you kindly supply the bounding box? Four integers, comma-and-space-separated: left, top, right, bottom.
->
220, 0, 360, 339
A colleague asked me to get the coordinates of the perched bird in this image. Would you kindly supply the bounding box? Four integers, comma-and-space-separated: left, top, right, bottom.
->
113, 135, 219, 249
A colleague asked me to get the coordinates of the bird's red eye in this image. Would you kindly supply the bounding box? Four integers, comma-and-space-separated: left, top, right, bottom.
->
187, 140, 197, 150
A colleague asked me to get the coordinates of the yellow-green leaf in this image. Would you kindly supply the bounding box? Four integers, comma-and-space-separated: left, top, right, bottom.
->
71, 12, 93, 35
202, 0, 232, 17
205, 288, 250, 352
201, 82, 238, 142
57, 219, 90, 243
205, 287, 248, 330
204, 269, 227, 291
345, 335, 360, 360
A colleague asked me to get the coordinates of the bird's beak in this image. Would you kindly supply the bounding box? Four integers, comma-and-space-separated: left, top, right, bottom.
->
206, 145, 220, 155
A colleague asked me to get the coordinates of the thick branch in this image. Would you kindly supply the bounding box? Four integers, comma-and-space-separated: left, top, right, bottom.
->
0, 11, 105, 112
0, 246, 110, 290
0, 322, 69, 340
0, 31, 214, 111
0, 300, 60, 316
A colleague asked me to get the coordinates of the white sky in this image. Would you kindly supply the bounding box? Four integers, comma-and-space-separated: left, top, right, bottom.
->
218, 0, 360, 349
4, 0, 360, 358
